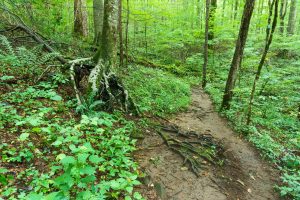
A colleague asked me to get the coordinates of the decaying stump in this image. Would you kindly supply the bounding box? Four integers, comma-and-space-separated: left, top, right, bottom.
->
0, 3, 139, 114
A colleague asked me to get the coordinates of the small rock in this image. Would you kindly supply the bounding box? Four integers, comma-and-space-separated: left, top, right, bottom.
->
180, 167, 188, 171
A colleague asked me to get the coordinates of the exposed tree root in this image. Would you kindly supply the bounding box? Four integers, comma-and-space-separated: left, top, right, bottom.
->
68, 58, 139, 114
0, 9, 139, 114
94, 69, 138, 113
157, 124, 224, 177
69, 57, 93, 105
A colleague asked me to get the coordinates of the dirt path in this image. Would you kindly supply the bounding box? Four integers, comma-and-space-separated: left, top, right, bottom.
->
135, 88, 281, 200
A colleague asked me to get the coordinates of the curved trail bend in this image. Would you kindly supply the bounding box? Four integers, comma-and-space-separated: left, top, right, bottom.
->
136, 88, 280, 200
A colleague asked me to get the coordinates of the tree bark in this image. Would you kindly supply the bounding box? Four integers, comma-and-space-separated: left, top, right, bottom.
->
125, 0, 129, 67
287, 0, 297, 35
88, 0, 135, 112
93, 0, 118, 65
279, 0, 287, 34
74, 0, 88, 37
118, 0, 124, 67
221, 0, 256, 110
203, 0, 210, 88
93, 0, 104, 44
208, 0, 217, 41
221, 0, 226, 24
247, 0, 279, 125
233, 0, 239, 21
197, 0, 202, 26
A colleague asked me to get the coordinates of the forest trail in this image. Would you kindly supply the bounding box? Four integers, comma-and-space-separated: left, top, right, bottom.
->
136, 88, 281, 200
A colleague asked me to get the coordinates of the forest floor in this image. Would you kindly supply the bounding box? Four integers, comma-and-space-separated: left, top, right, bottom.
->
135, 88, 281, 200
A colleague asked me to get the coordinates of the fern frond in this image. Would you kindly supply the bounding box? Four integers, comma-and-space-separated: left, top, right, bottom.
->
0, 35, 15, 56
16, 47, 36, 66
31, 44, 43, 56
39, 52, 59, 65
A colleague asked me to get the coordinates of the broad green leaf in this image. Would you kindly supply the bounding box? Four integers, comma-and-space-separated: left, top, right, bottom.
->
56, 154, 66, 161
0, 75, 14, 81
89, 155, 104, 164
133, 192, 143, 200
125, 186, 133, 194
79, 142, 95, 153
61, 156, 76, 166
50, 94, 62, 101
79, 166, 95, 175
0, 168, 8, 173
25, 193, 44, 200
81, 175, 96, 183
19, 133, 29, 141
77, 153, 89, 163
110, 180, 120, 190
27, 116, 42, 126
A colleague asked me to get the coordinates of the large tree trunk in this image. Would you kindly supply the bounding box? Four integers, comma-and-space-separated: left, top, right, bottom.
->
279, 0, 288, 34
203, 0, 210, 88
247, 0, 279, 125
221, 0, 256, 110
233, 0, 239, 21
93, 0, 118, 65
208, 0, 217, 42
88, 0, 134, 112
287, 0, 297, 35
125, 0, 129, 66
93, 0, 104, 44
221, 0, 226, 25
74, 0, 88, 37
196, 0, 201, 25
118, 0, 124, 67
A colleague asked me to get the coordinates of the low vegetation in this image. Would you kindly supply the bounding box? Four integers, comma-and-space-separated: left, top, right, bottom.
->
1, 0, 299, 199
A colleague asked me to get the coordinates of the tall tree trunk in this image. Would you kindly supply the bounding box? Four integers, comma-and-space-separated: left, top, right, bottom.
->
221, 0, 256, 110
203, 0, 210, 88
222, 0, 226, 24
279, 0, 287, 34
287, 0, 297, 35
74, 0, 88, 37
93, 0, 117, 65
208, 0, 217, 41
118, 0, 124, 67
197, 0, 202, 25
125, 0, 129, 66
93, 0, 104, 44
247, 0, 279, 125
233, 0, 239, 21
88, 0, 135, 111
256, 0, 264, 33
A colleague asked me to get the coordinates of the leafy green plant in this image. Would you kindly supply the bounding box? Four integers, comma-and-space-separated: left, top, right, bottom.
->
124, 66, 191, 115
0, 35, 58, 76
0, 168, 14, 186
0, 81, 143, 199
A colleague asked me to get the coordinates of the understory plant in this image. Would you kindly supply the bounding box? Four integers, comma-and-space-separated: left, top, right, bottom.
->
0, 82, 143, 200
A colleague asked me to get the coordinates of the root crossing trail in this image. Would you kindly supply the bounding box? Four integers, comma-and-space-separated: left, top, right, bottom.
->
136, 88, 280, 200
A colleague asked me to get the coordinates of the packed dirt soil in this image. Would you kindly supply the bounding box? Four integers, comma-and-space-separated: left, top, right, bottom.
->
135, 88, 281, 200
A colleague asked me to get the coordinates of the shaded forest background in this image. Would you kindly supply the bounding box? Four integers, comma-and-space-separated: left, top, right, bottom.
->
0, 0, 299, 199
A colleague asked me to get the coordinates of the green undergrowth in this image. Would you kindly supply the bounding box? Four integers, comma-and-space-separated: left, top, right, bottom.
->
123, 66, 193, 116
204, 36, 300, 199
0, 80, 143, 199
0, 37, 145, 200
